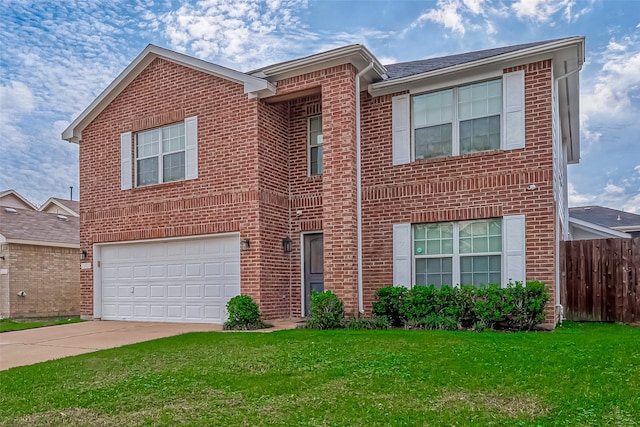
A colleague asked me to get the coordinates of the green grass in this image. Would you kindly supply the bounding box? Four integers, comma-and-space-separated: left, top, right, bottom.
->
1, 322, 639, 426
0, 317, 83, 332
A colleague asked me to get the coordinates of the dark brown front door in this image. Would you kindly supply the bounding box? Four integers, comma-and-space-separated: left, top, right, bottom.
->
304, 233, 324, 316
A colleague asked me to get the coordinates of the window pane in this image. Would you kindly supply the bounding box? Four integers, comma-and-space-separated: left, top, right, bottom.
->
163, 152, 185, 182
460, 255, 501, 286
459, 80, 502, 120
460, 116, 500, 154
415, 123, 452, 160
310, 146, 322, 175
416, 257, 452, 287
137, 129, 159, 158
414, 224, 426, 240
162, 123, 185, 153
473, 237, 489, 253
137, 157, 158, 186
460, 219, 502, 254
413, 89, 452, 127
415, 223, 453, 256
309, 116, 322, 133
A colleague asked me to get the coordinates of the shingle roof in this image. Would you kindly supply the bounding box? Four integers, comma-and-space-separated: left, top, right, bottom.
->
0, 206, 79, 245
569, 206, 640, 229
385, 39, 564, 80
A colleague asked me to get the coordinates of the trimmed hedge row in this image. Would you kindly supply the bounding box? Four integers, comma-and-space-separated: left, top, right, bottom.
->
372, 281, 550, 331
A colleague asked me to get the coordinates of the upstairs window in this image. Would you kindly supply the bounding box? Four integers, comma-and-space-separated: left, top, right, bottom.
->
413, 79, 502, 160
308, 115, 323, 176
121, 117, 197, 190
136, 123, 186, 186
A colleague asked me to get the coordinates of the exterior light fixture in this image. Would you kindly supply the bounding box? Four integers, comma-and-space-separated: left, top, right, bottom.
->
241, 238, 251, 251
282, 237, 292, 253
80, 250, 87, 260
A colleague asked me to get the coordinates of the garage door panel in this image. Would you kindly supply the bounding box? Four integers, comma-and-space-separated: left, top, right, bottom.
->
167, 264, 183, 277
185, 263, 201, 276
100, 235, 239, 324
150, 285, 165, 298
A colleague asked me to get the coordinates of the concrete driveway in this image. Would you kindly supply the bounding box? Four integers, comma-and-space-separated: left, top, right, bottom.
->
0, 320, 223, 371
0, 319, 301, 371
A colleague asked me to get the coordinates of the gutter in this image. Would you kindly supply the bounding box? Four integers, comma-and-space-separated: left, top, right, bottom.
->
356, 62, 374, 314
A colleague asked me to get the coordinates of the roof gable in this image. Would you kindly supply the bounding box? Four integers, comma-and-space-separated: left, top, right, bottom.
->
0, 189, 37, 210
62, 45, 275, 143
39, 197, 79, 217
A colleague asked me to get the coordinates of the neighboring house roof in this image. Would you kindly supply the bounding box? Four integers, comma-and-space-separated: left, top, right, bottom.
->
568, 217, 631, 240
0, 189, 37, 210
0, 206, 79, 247
569, 206, 640, 235
39, 197, 79, 217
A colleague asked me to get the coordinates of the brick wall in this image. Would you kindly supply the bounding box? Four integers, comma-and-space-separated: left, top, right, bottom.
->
80, 54, 560, 324
359, 59, 558, 322
0, 243, 80, 318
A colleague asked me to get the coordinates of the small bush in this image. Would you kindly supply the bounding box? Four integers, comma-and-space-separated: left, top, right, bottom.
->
306, 290, 344, 329
344, 316, 390, 330
372, 286, 407, 326
403, 285, 439, 321
474, 284, 506, 329
224, 295, 271, 330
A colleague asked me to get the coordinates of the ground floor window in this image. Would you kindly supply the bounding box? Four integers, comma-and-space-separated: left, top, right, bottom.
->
413, 218, 502, 287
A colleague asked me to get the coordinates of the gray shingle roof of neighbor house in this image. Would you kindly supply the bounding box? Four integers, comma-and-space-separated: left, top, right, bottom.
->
384, 39, 562, 79
569, 206, 640, 229
0, 206, 79, 246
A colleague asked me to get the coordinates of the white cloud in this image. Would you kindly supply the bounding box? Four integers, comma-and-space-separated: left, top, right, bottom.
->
511, 0, 592, 23
604, 183, 624, 194
0, 81, 35, 115
406, 0, 467, 36
622, 193, 640, 214
568, 182, 595, 206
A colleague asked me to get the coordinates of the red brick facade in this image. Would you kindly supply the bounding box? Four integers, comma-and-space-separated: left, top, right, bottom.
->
78, 52, 564, 323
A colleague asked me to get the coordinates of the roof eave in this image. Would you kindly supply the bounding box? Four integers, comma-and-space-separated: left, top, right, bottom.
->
1, 238, 80, 248
251, 44, 387, 85
569, 217, 631, 239
368, 36, 585, 97
62, 45, 274, 144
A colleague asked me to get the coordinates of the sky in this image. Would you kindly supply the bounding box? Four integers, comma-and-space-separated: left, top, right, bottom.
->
1, 0, 639, 213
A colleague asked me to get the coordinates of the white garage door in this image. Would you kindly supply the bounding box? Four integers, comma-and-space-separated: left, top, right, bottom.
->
98, 234, 240, 324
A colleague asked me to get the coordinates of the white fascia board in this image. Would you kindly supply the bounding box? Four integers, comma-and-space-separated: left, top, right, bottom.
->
251, 44, 387, 83
62, 44, 273, 143
4, 238, 80, 248
0, 190, 37, 210
368, 36, 585, 97
38, 198, 79, 217
569, 217, 631, 239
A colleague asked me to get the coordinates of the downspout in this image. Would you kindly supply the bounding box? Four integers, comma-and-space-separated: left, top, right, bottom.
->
356, 62, 374, 313
552, 65, 580, 323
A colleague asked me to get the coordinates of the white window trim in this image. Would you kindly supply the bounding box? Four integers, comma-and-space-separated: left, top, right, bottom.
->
411, 79, 502, 161
308, 114, 322, 176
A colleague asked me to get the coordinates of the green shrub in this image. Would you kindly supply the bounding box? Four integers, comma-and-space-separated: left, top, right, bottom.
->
223, 295, 270, 330
503, 280, 550, 330
474, 284, 505, 329
372, 281, 550, 332
371, 286, 407, 326
402, 285, 439, 321
306, 290, 344, 329
406, 315, 458, 331
344, 316, 390, 330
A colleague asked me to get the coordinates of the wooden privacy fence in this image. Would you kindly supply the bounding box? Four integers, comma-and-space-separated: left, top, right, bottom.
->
561, 237, 640, 323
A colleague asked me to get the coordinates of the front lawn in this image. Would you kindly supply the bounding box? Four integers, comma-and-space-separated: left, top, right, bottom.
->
1, 322, 639, 426
0, 318, 83, 333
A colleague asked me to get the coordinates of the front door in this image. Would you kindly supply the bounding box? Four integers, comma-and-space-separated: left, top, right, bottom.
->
303, 233, 324, 316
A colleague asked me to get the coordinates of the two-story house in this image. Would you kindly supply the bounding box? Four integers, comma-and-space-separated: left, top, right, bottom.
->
63, 37, 584, 325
